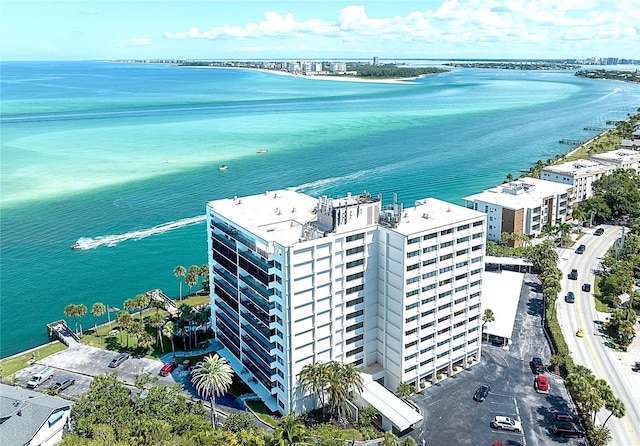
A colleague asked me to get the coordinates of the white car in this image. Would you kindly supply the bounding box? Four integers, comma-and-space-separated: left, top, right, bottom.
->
491, 416, 522, 433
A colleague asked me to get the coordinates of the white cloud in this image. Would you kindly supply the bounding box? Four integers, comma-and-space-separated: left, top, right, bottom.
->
116, 38, 152, 48
162, 2, 640, 56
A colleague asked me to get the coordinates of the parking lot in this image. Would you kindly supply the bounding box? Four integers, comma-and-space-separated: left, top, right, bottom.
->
409, 274, 585, 446
14, 345, 182, 400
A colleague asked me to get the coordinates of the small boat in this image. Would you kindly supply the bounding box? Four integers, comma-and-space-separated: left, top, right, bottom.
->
71, 243, 80, 250
257, 148, 268, 154
218, 164, 228, 171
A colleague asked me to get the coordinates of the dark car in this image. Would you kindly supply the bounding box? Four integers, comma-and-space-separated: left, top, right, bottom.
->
51, 376, 75, 393
594, 227, 605, 236
575, 244, 586, 254
532, 357, 545, 373
582, 283, 591, 292
473, 384, 491, 402
552, 411, 581, 424
159, 361, 179, 376
553, 420, 586, 437
568, 269, 578, 280
108, 352, 130, 368
565, 291, 575, 303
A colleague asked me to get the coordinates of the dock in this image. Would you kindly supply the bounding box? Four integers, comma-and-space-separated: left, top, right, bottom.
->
583, 126, 611, 131
47, 320, 80, 347
559, 139, 585, 145
146, 288, 179, 317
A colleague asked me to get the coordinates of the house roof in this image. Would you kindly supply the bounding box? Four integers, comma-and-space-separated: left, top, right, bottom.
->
0, 383, 72, 446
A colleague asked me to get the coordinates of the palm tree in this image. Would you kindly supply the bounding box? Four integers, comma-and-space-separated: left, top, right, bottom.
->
482, 309, 495, 328
555, 222, 573, 247
124, 298, 137, 316
116, 311, 132, 346
185, 265, 200, 296
148, 313, 165, 352
64, 304, 79, 334
506, 173, 514, 183
129, 319, 145, 348
396, 381, 414, 400
173, 265, 186, 300
572, 206, 586, 226
76, 304, 88, 335
590, 424, 612, 446
326, 361, 363, 421
190, 353, 233, 427
91, 303, 106, 336
199, 264, 209, 291
382, 431, 399, 446
299, 362, 328, 416
603, 397, 625, 427
162, 321, 176, 354
270, 412, 307, 445
541, 223, 556, 241
150, 300, 165, 314
134, 293, 150, 320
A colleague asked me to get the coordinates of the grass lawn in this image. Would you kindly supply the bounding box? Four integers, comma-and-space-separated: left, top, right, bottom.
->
248, 401, 279, 427
0, 342, 67, 378
593, 276, 610, 312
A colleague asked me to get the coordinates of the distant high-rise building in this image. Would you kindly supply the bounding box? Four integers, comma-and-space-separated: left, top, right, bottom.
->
373, 56, 379, 66
206, 190, 486, 430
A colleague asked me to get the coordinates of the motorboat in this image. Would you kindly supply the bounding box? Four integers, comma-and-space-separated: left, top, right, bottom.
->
257, 148, 268, 154
218, 164, 228, 171
70, 243, 80, 250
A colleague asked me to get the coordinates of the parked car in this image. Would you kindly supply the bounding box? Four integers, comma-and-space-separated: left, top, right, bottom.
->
473, 384, 491, 402
565, 291, 575, 303
582, 283, 591, 292
553, 420, 586, 437
491, 416, 522, 433
108, 352, 130, 368
159, 361, 179, 376
51, 376, 75, 393
26, 366, 55, 389
594, 227, 605, 236
534, 375, 549, 394
493, 441, 524, 446
532, 357, 545, 374
552, 411, 581, 424
568, 269, 578, 280
575, 244, 586, 254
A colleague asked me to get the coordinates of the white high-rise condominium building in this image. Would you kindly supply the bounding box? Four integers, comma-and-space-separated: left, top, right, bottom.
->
541, 160, 615, 202
206, 190, 486, 426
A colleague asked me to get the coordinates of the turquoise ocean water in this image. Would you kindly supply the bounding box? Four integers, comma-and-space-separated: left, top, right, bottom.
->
1, 61, 639, 358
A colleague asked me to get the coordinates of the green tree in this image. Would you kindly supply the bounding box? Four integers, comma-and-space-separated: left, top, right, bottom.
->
150, 299, 165, 314
185, 265, 200, 296
163, 320, 176, 354
589, 424, 613, 446
482, 308, 495, 328
135, 293, 151, 320
357, 406, 378, 428
554, 221, 573, 247
173, 265, 187, 300
299, 362, 329, 415
592, 169, 640, 218
572, 205, 587, 226
116, 311, 132, 346
222, 411, 257, 433
603, 397, 625, 427
326, 361, 364, 421
403, 437, 417, 446
396, 381, 414, 400
382, 431, 399, 446
148, 312, 165, 352
91, 303, 106, 336
271, 412, 306, 445
124, 298, 137, 316
64, 304, 79, 334
190, 353, 233, 427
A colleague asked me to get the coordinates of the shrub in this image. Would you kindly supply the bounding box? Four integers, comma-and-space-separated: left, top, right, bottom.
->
222, 411, 256, 433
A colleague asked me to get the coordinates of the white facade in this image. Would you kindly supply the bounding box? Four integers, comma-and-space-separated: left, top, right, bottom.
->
590, 149, 640, 173
206, 190, 486, 420
541, 160, 615, 202
463, 177, 573, 243
329, 62, 347, 73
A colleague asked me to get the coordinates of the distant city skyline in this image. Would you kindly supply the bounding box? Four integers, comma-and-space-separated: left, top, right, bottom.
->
1, 0, 639, 61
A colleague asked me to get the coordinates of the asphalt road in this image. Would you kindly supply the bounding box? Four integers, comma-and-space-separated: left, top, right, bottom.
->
557, 225, 640, 446
410, 273, 584, 446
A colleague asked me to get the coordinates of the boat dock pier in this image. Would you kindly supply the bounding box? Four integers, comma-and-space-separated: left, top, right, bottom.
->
559, 138, 586, 145
583, 126, 611, 131
47, 320, 80, 347
146, 289, 179, 317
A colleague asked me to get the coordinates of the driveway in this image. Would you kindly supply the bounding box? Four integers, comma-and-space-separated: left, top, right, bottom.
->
409, 273, 585, 446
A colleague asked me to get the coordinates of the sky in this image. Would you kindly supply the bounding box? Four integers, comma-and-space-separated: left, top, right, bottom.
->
1, 0, 639, 61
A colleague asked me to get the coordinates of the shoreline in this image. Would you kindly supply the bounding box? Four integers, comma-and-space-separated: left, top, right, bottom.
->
179, 64, 421, 84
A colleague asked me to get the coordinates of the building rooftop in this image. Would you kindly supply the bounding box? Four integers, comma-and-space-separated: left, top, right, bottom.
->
541, 159, 614, 176
591, 148, 640, 163
207, 189, 318, 247
388, 197, 485, 236
0, 383, 72, 446
481, 270, 525, 340
463, 177, 571, 210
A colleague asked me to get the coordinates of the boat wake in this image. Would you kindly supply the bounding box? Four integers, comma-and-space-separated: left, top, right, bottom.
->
72, 215, 206, 250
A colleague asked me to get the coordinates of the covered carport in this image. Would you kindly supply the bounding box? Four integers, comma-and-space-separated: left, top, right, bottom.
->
484, 255, 533, 273
481, 270, 524, 347
354, 376, 423, 433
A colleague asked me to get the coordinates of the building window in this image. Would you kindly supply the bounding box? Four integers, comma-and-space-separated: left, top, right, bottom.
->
346, 322, 364, 332
407, 276, 420, 285
347, 334, 364, 344
347, 271, 364, 281
406, 290, 419, 298
455, 273, 468, 281
422, 271, 436, 279
438, 327, 451, 335
423, 245, 437, 253
473, 221, 483, 227
405, 353, 417, 361
347, 259, 364, 268
471, 256, 482, 263
346, 284, 364, 294
438, 302, 451, 311
437, 339, 450, 347
472, 232, 483, 239
408, 237, 420, 245
346, 346, 364, 357
423, 258, 437, 266
441, 229, 453, 235
440, 253, 453, 261
423, 233, 437, 240
346, 233, 364, 242
438, 278, 452, 286
439, 266, 453, 274
471, 268, 482, 275
404, 365, 417, 373
472, 245, 482, 251
455, 260, 468, 268
457, 224, 470, 231
440, 241, 454, 248
422, 296, 435, 305
406, 315, 418, 323
346, 246, 364, 256
421, 309, 435, 318
457, 236, 469, 243
346, 296, 364, 307
421, 336, 434, 345
422, 284, 436, 292
406, 327, 417, 336
406, 302, 419, 311
407, 250, 420, 258
456, 248, 469, 256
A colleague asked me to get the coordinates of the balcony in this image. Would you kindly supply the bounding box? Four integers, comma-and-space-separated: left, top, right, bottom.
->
242, 358, 272, 389
241, 273, 272, 300
239, 250, 271, 274
214, 266, 237, 288
215, 305, 239, 330
241, 288, 270, 315
241, 311, 271, 340
242, 322, 274, 354
242, 330, 274, 364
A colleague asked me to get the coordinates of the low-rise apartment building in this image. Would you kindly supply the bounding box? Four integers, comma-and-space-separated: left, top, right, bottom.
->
206, 190, 486, 430
541, 160, 615, 202
590, 148, 640, 173
463, 177, 573, 245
